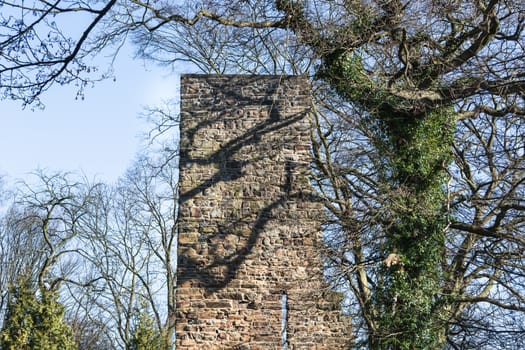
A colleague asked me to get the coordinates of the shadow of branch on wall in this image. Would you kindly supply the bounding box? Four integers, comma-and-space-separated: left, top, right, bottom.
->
178, 189, 321, 292
177, 76, 315, 292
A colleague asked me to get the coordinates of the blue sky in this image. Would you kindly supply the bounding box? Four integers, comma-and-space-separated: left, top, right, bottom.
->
1, 48, 183, 185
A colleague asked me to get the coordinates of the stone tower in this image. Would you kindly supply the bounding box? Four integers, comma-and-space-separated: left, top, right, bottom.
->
176, 75, 351, 349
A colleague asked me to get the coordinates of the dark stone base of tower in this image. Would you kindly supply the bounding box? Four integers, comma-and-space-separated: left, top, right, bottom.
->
176, 75, 351, 349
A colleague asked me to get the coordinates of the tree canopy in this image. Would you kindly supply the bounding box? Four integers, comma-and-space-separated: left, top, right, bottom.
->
1, 0, 524, 349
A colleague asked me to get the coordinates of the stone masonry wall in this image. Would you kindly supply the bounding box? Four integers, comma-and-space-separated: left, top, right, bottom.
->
176, 75, 351, 349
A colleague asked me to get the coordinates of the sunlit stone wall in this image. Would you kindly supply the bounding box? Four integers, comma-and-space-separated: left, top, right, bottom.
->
176, 75, 351, 349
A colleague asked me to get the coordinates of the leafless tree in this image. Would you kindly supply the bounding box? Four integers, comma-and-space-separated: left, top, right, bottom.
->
1, 0, 524, 348
0, 205, 47, 324
0, 172, 98, 332
71, 152, 178, 350
0, 128, 179, 349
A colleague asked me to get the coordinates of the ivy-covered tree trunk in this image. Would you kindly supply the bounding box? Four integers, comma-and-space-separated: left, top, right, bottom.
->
321, 52, 455, 349
370, 108, 454, 349
0, 278, 76, 350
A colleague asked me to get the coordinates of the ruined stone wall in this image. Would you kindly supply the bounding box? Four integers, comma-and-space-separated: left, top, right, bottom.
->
176, 75, 351, 349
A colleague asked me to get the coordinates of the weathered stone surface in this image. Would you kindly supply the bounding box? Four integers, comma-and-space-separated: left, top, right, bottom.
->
176, 75, 351, 349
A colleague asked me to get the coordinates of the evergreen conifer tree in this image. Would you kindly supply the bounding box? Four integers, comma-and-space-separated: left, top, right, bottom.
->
0, 277, 76, 350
